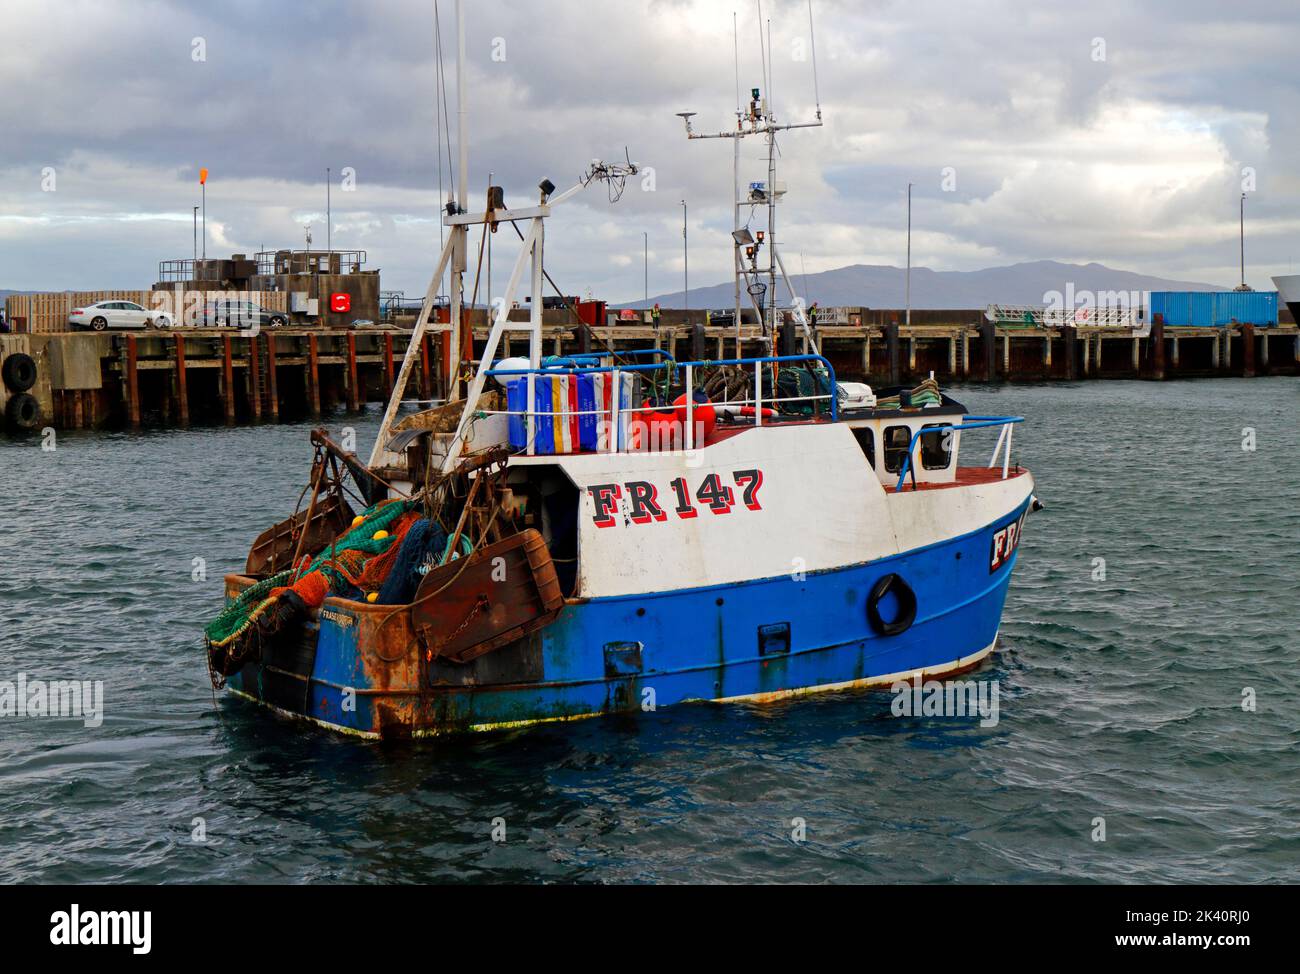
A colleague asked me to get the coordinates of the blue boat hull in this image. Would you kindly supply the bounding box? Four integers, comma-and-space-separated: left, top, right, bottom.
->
224, 495, 1030, 738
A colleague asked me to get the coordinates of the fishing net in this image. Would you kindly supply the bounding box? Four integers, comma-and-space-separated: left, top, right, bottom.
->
204, 498, 425, 681
775, 363, 835, 416
873, 377, 942, 410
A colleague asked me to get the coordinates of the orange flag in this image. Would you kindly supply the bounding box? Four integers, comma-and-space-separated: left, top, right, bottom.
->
199, 168, 208, 185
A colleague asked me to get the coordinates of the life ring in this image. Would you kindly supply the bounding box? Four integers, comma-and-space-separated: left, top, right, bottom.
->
2, 352, 37, 393
867, 573, 916, 636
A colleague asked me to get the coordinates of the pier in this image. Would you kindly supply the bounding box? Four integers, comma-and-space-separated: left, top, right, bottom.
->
2, 309, 1297, 432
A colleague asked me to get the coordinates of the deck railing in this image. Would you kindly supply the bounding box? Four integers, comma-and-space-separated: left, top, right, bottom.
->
484, 353, 838, 455
893, 416, 1025, 491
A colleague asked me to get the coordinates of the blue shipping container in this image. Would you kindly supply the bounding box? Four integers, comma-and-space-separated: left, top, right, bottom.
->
1148, 290, 1277, 327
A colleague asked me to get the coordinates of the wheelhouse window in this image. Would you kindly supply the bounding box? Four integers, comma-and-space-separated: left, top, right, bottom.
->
883, 425, 913, 473
852, 427, 875, 469
920, 423, 953, 470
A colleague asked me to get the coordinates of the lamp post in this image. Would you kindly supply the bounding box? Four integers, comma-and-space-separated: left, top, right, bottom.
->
1239, 192, 1246, 289
643, 231, 648, 303
192, 206, 199, 263
906, 182, 913, 329
681, 200, 688, 311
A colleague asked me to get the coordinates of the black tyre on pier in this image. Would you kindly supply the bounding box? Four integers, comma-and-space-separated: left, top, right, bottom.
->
2, 352, 37, 392
4, 392, 41, 432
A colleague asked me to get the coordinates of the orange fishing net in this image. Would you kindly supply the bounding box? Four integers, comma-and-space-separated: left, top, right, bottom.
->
356, 512, 423, 590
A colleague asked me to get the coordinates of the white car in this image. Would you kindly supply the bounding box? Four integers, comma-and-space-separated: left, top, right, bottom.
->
68, 300, 174, 331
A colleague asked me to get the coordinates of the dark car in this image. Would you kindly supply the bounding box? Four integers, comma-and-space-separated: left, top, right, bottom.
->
195, 300, 287, 329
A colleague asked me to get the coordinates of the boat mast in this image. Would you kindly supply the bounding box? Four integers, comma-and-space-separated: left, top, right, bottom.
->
678, 3, 823, 356
366, 2, 635, 473
366, 0, 468, 468
449, 0, 469, 402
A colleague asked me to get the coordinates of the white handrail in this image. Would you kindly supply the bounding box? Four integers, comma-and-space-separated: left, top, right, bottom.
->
988, 424, 1008, 469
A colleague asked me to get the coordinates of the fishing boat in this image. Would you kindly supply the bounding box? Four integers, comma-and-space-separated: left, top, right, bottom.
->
205, 2, 1038, 738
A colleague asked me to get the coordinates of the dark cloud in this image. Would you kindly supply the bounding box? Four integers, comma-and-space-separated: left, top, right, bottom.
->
2, 0, 1297, 299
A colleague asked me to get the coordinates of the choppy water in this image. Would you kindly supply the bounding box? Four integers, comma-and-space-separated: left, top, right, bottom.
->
1, 378, 1297, 883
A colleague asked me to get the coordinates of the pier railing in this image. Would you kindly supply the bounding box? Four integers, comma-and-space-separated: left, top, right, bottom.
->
894, 416, 1025, 491
483, 353, 838, 456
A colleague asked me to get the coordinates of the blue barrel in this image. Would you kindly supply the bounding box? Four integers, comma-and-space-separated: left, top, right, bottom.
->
505, 372, 635, 453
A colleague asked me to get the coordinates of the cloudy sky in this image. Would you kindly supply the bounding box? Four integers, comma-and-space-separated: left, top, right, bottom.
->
2, 0, 1298, 302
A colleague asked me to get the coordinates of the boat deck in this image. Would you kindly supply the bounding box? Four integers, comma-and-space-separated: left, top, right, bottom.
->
886, 466, 1027, 493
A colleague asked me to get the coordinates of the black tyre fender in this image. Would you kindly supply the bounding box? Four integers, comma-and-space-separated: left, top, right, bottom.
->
867, 572, 917, 637
4, 392, 41, 431
1, 352, 37, 392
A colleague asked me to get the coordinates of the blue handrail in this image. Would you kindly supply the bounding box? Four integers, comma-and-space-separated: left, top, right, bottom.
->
486, 353, 839, 421
501, 348, 676, 370
893, 416, 1024, 491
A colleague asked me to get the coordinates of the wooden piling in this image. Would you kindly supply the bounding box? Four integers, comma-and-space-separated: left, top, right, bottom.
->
125, 334, 140, 427
885, 321, 900, 385
780, 318, 797, 357
1242, 323, 1255, 377
248, 333, 262, 420
222, 335, 235, 423
307, 333, 321, 415
265, 333, 279, 420
383, 332, 395, 398
346, 332, 359, 411
174, 335, 189, 424
420, 334, 432, 402
979, 322, 996, 381
1152, 321, 1166, 380
1062, 325, 1077, 380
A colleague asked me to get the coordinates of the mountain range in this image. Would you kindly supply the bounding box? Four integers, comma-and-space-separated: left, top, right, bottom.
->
621, 260, 1226, 310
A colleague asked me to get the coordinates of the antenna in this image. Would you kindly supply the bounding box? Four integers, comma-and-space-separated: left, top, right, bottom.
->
677, 4, 825, 358
807, 0, 822, 118
733, 12, 740, 115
